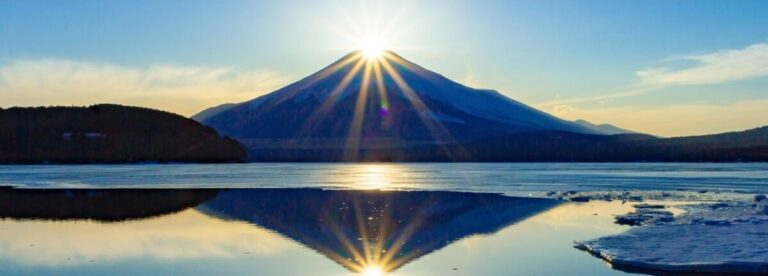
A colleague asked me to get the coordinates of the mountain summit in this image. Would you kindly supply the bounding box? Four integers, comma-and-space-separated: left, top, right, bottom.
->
198, 51, 595, 158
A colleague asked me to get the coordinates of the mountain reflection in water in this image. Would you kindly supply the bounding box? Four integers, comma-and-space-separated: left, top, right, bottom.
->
0, 188, 560, 274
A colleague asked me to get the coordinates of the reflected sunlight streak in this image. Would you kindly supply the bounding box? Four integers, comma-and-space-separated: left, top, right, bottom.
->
315, 164, 428, 274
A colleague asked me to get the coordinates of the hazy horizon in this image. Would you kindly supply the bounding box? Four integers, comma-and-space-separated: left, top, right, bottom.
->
2, 0, 767, 136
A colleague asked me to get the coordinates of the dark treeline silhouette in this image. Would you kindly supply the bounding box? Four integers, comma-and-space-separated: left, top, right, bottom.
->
2, 104, 765, 162
0, 104, 246, 163
245, 127, 768, 162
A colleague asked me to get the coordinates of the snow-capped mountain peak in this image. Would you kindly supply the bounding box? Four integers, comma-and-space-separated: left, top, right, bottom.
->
198, 51, 597, 148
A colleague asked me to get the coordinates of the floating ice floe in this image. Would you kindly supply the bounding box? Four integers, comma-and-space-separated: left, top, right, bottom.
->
575, 200, 768, 274
543, 189, 759, 203
614, 204, 673, 226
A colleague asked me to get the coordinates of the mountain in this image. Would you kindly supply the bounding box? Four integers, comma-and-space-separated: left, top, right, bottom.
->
196, 51, 768, 162
0, 104, 246, 163
199, 51, 597, 158
191, 102, 237, 122
572, 119, 640, 135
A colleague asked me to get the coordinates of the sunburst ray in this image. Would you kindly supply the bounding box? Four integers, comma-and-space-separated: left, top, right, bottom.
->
344, 60, 374, 161
266, 52, 363, 113
295, 51, 468, 161
301, 57, 367, 139
379, 56, 466, 160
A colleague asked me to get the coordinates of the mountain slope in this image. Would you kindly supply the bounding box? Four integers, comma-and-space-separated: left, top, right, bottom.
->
201, 51, 596, 152
191, 103, 237, 122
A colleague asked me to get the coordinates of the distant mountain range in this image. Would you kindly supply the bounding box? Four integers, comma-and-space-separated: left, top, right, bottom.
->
0, 104, 245, 163
194, 51, 767, 162
571, 119, 640, 135
244, 127, 768, 162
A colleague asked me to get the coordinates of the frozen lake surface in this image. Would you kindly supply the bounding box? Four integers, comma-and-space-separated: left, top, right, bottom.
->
0, 188, 639, 275
1, 163, 767, 194
1, 163, 767, 275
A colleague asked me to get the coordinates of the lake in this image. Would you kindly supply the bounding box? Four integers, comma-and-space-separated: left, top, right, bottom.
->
2, 163, 768, 193
1, 163, 766, 275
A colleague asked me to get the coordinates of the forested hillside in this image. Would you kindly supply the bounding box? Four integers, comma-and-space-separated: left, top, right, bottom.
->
0, 104, 246, 163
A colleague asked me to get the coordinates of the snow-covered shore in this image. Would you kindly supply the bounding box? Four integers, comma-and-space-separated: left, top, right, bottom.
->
574, 198, 768, 274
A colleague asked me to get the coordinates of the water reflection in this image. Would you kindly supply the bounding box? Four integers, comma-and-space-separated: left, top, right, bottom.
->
201, 189, 560, 273
0, 188, 217, 221
0, 188, 559, 274
0, 209, 293, 266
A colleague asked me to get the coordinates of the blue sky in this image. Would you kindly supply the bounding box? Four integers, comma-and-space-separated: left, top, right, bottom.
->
1, 0, 767, 136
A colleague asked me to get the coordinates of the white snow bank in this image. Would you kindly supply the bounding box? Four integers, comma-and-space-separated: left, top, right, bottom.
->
576, 201, 768, 274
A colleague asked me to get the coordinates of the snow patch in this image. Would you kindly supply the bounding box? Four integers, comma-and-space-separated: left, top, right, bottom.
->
576, 201, 768, 274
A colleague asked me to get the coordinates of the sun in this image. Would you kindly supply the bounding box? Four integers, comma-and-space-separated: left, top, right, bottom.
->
359, 36, 385, 59
363, 47, 384, 59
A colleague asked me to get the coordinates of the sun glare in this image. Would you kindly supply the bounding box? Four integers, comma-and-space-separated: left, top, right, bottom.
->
362, 266, 384, 276
360, 36, 385, 59
363, 47, 384, 59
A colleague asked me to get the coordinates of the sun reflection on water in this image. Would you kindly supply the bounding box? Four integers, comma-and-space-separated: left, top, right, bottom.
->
358, 165, 393, 190
326, 164, 415, 191
362, 265, 384, 276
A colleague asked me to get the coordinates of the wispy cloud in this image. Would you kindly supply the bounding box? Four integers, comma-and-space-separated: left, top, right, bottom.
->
550, 99, 768, 137
536, 42, 768, 136
539, 42, 768, 108
0, 59, 291, 116
637, 42, 768, 86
